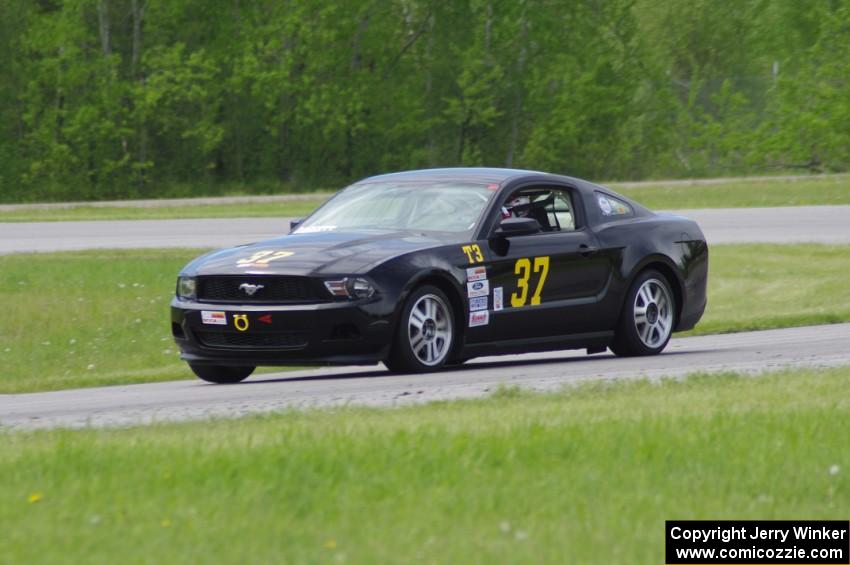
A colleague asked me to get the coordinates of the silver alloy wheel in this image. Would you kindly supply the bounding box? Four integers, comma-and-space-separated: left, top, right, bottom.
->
633, 278, 673, 349
408, 293, 453, 366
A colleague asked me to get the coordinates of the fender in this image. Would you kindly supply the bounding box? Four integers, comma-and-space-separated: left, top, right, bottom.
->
626, 253, 683, 284
624, 252, 687, 327
396, 267, 465, 319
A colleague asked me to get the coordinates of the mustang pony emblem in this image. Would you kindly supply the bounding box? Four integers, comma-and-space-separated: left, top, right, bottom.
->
239, 283, 264, 296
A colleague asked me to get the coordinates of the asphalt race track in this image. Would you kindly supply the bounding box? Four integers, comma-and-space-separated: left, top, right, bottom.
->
2, 205, 850, 253
2, 323, 849, 430
3, 206, 849, 430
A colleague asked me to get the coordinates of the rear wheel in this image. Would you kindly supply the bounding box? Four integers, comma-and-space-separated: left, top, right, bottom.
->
384, 285, 455, 373
610, 270, 675, 357
189, 363, 255, 384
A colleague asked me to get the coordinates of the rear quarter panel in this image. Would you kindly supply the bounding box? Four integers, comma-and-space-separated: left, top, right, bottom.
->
594, 214, 708, 331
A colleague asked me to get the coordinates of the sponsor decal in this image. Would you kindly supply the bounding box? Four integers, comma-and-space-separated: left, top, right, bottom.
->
469, 310, 489, 327
294, 225, 337, 234
233, 314, 250, 332
236, 250, 294, 268
493, 287, 504, 311
466, 266, 487, 282
467, 279, 490, 298
257, 314, 273, 324
201, 311, 227, 325
469, 296, 488, 312
598, 195, 613, 216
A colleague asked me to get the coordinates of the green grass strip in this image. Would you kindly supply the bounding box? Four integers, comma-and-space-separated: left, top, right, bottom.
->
0, 200, 326, 222
2, 367, 848, 563
621, 177, 850, 209
0, 249, 196, 392
687, 244, 850, 335
2, 244, 850, 393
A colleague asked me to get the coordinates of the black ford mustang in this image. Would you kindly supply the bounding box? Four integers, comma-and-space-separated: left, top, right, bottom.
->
171, 168, 708, 383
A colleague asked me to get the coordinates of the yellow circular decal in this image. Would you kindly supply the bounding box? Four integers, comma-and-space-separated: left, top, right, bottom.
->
233, 314, 250, 332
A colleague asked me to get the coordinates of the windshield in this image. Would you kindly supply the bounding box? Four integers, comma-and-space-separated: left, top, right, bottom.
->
295, 182, 495, 234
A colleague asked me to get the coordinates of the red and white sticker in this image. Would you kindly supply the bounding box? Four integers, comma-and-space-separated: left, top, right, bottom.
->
467, 279, 490, 298
201, 311, 227, 325
466, 266, 487, 282
469, 310, 489, 327
493, 287, 504, 311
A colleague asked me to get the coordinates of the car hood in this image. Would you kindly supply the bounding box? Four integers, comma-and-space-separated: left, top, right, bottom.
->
183, 229, 454, 276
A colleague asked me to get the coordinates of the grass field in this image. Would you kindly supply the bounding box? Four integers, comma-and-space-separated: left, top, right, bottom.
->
0, 199, 328, 222
0, 249, 196, 392
621, 176, 850, 209
2, 244, 850, 393
1, 176, 849, 222
2, 367, 848, 563
688, 244, 850, 335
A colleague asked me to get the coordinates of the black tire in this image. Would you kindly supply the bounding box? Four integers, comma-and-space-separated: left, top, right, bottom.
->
610, 269, 676, 357
189, 363, 255, 384
384, 285, 456, 373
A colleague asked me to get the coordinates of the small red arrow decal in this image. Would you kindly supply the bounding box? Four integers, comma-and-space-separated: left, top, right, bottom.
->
257, 314, 273, 324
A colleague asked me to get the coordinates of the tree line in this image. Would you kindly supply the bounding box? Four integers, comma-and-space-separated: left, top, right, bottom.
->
1, 0, 848, 202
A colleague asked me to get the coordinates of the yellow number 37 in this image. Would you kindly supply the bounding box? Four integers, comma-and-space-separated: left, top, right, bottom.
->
511, 256, 550, 307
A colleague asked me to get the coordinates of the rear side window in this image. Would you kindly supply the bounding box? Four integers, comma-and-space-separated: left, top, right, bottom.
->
596, 192, 632, 217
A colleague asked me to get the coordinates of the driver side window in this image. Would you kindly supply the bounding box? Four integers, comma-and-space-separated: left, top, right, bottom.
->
500, 186, 576, 232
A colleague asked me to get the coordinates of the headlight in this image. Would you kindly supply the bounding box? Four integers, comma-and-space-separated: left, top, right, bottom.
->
348, 277, 376, 299
324, 277, 376, 299
176, 276, 196, 300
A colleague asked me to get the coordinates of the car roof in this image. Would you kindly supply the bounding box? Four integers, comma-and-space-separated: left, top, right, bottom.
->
358, 167, 556, 185
353, 167, 645, 213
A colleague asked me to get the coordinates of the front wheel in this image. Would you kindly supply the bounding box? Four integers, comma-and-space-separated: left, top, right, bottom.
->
610, 270, 675, 357
384, 285, 455, 373
189, 363, 255, 384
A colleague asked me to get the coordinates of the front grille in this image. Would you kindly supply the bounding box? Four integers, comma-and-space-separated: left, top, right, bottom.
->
197, 276, 326, 304
195, 330, 308, 350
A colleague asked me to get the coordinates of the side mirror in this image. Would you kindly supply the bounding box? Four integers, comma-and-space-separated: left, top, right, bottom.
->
494, 216, 541, 238
289, 218, 304, 232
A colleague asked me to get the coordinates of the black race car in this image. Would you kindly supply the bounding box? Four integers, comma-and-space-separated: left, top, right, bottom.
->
171, 168, 708, 383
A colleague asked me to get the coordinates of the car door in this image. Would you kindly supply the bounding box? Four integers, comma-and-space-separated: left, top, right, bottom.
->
468, 185, 612, 343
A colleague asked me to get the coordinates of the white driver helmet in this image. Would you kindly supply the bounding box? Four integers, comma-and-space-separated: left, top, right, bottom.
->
502, 195, 531, 218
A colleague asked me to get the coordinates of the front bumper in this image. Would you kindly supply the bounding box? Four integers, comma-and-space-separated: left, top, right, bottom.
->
171, 297, 395, 367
